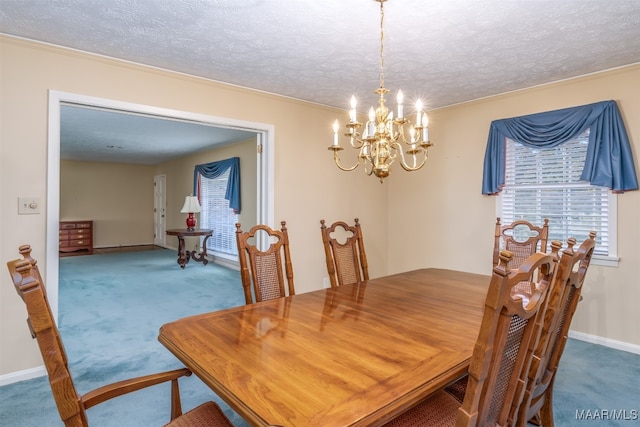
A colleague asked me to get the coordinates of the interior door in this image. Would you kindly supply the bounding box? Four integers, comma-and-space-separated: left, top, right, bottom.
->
154, 174, 167, 246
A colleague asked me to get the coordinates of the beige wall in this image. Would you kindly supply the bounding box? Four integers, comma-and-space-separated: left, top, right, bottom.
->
388, 64, 640, 347
60, 160, 156, 247
0, 36, 388, 376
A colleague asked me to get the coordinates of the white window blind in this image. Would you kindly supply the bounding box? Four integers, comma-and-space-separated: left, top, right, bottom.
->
499, 129, 613, 258
199, 169, 239, 257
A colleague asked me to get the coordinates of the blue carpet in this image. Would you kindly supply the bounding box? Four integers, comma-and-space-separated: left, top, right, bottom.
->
552, 339, 640, 426
1, 249, 639, 426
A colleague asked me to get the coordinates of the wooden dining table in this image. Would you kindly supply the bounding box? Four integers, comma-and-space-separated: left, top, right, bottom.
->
158, 268, 491, 427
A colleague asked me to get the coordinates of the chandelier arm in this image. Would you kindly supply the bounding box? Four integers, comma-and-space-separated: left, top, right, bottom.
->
349, 136, 365, 149
362, 155, 375, 175
385, 149, 398, 165
399, 155, 427, 172
333, 151, 361, 172
391, 142, 428, 171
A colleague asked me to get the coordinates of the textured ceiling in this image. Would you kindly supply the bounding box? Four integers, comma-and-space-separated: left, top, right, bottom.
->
2, 0, 640, 163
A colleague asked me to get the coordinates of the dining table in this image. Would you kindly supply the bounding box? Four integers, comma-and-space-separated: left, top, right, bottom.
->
158, 268, 491, 427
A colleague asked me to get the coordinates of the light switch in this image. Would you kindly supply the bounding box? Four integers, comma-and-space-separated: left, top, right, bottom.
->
18, 197, 41, 214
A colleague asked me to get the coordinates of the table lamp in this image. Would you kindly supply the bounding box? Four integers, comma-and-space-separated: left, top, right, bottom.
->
180, 195, 201, 231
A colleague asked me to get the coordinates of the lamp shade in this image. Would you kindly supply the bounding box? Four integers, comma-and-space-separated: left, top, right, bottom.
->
180, 195, 201, 213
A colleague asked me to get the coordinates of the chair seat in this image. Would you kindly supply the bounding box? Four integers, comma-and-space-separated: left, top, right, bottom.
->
165, 401, 233, 427
444, 375, 468, 403
383, 390, 459, 427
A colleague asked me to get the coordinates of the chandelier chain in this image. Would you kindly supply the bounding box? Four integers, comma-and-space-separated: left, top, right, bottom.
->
329, 0, 433, 182
379, 0, 385, 90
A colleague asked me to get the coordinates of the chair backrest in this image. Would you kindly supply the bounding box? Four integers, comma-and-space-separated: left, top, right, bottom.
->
320, 218, 369, 288
235, 221, 295, 304
7, 247, 89, 427
456, 249, 556, 427
517, 232, 597, 424
541, 231, 596, 383
493, 218, 549, 269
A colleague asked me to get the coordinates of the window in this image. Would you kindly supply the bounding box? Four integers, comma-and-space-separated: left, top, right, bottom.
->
199, 168, 239, 258
498, 129, 617, 265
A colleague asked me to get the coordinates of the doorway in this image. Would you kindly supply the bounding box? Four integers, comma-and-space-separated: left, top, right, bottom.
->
153, 174, 167, 247
47, 90, 275, 319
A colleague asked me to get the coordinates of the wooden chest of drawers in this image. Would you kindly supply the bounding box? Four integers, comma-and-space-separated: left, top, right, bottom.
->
59, 220, 93, 256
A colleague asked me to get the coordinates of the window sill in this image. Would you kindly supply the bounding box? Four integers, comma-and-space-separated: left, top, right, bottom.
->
591, 254, 619, 268
207, 251, 240, 270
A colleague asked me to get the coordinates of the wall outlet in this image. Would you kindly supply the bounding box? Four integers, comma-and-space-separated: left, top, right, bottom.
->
322, 277, 330, 288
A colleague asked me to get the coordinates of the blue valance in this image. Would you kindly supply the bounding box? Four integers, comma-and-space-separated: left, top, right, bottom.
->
482, 100, 638, 194
194, 157, 241, 213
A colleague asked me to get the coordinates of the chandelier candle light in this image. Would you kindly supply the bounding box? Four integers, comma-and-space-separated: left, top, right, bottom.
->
329, 0, 433, 182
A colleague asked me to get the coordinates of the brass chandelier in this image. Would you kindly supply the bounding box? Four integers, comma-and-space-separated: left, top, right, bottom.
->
329, 0, 433, 182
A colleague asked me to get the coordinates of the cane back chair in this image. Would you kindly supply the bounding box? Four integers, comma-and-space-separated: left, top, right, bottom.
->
516, 232, 597, 427
235, 221, 295, 304
383, 249, 556, 427
6, 245, 233, 427
493, 218, 549, 269
320, 218, 369, 288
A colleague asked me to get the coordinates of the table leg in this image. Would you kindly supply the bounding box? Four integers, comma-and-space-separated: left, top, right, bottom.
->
176, 236, 190, 269
190, 234, 211, 265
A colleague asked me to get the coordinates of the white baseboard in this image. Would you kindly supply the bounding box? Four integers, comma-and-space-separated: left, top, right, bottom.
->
0, 365, 46, 386
569, 330, 640, 355
93, 243, 156, 249
210, 256, 240, 271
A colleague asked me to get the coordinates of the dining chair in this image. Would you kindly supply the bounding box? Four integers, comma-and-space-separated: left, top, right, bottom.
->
235, 221, 295, 304
516, 232, 597, 427
383, 249, 556, 427
320, 218, 369, 288
493, 217, 549, 269
6, 245, 233, 427
443, 240, 563, 406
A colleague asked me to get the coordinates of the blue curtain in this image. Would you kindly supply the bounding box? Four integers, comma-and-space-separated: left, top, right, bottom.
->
482, 100, 638, 194
193, 157, 241, 213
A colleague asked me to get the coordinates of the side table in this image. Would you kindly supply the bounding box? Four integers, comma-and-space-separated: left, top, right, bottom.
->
166, 229, 213, 269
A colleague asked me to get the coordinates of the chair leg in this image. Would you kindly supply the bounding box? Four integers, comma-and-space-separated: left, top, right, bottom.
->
538, 379, 556, 427
170, 378, 183, 420
529, 412, 542, 426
